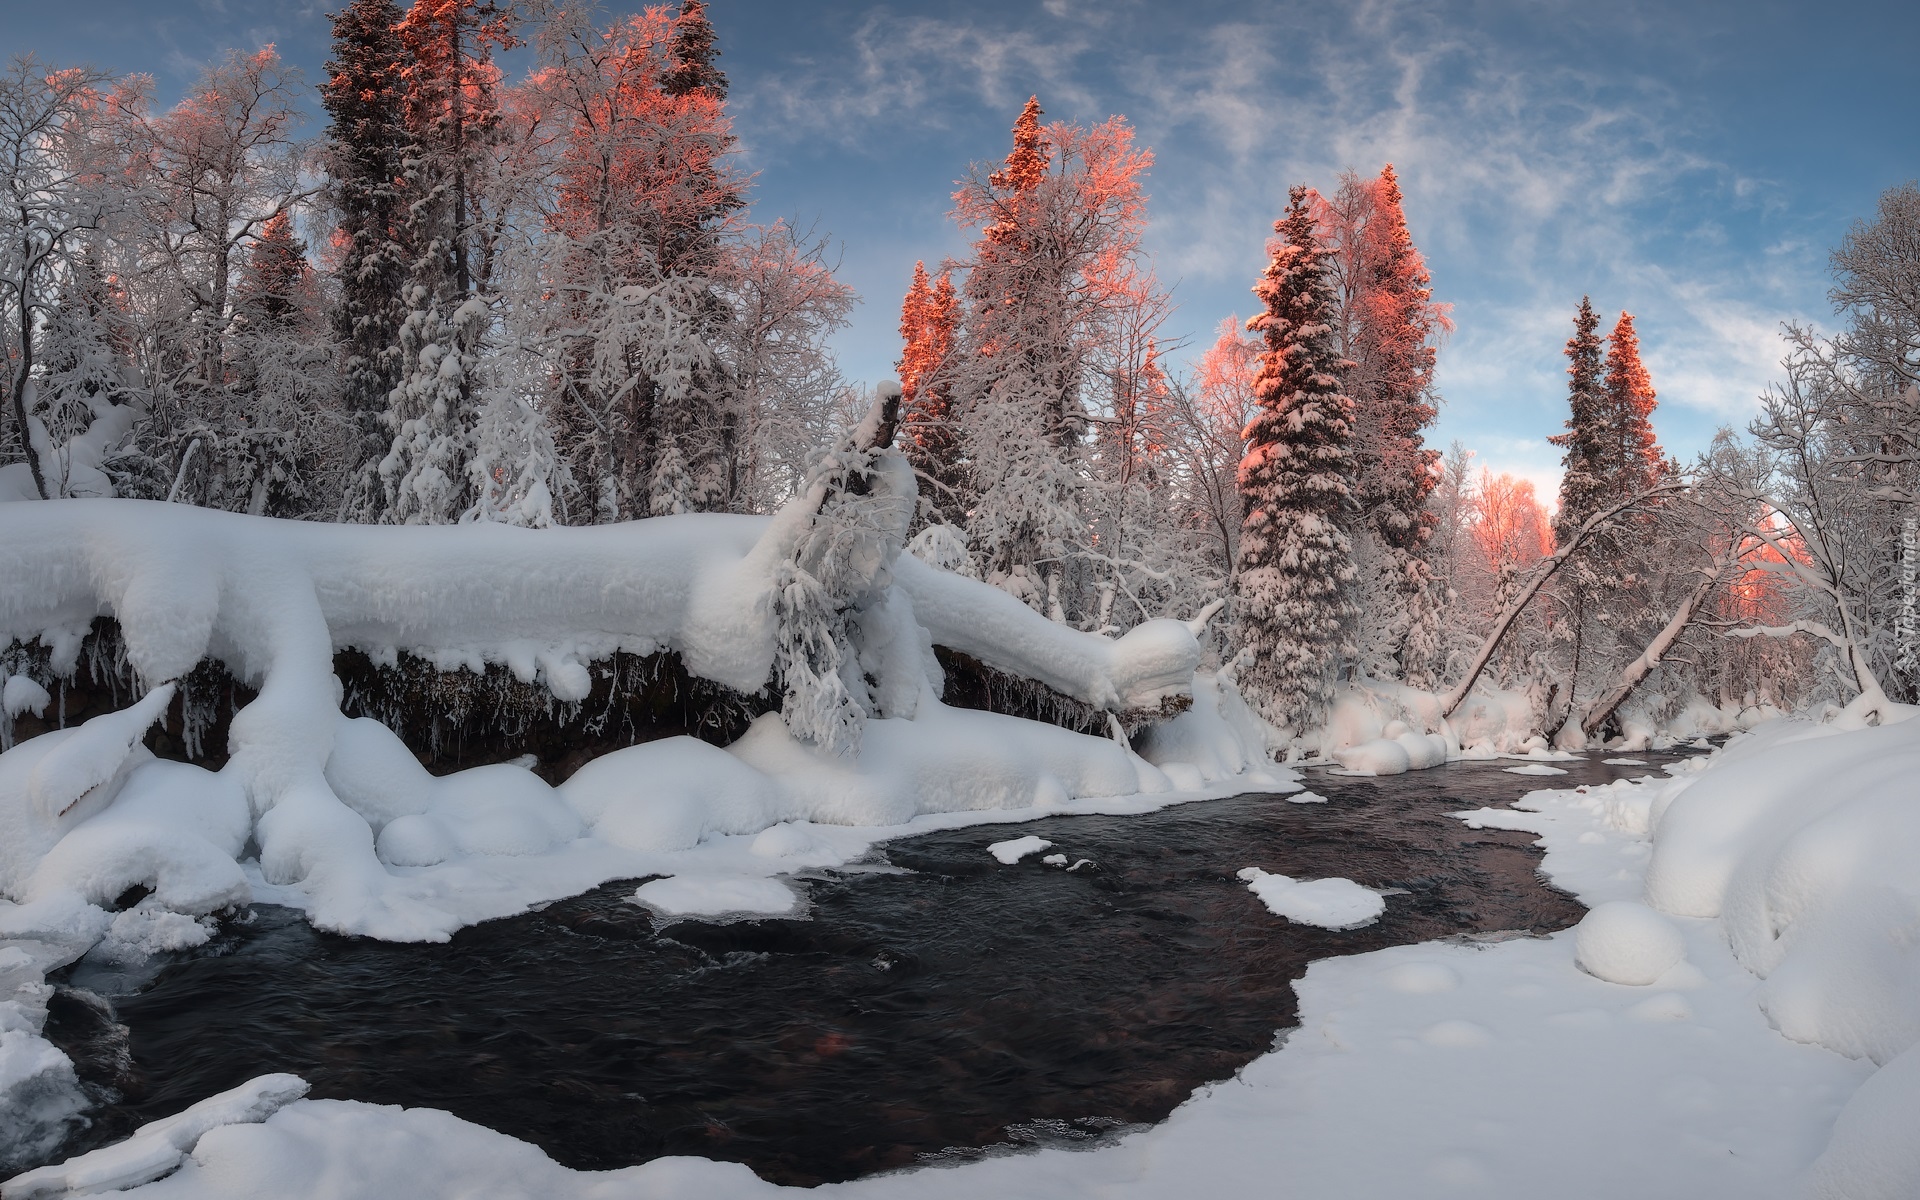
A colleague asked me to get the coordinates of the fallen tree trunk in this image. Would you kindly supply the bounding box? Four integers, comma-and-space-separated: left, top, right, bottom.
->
1439, 482, 1689, 721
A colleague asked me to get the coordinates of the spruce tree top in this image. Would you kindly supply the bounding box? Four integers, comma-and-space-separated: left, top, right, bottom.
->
1241, 185, 1354, 512
1549, 295, 1607, 542
663, 0, 729, 99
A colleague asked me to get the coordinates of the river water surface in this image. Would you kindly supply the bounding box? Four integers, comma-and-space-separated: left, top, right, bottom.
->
40, 751, 1697, 1185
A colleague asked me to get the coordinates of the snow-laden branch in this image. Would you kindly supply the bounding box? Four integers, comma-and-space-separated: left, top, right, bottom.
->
1438, 482, 1688, 720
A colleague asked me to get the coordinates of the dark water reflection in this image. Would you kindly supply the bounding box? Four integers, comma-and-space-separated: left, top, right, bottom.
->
42, 752, 1696, 1185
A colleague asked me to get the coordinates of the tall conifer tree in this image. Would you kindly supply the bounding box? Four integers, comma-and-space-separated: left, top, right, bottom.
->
1352, 164, 1441, 555
1234, 186, 1359, 732
321, 0, 412, 511
1549, 296, 1607, 541
1601, 311, 1664, 493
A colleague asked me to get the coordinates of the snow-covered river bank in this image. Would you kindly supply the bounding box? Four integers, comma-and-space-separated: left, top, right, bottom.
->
10, 714, 1920, 1200
26, 754, 1645, 1185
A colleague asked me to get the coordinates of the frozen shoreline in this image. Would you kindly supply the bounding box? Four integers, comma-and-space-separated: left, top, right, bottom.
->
12, 716, 1918, 1198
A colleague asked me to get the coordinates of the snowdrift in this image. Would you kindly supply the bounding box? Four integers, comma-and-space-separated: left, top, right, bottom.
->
1638, 711, 1920, 1198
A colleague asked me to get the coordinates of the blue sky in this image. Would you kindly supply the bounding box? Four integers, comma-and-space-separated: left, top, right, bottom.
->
10, 0, 1917, 499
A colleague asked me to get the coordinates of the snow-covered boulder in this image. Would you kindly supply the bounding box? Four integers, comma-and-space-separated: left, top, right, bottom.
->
1573, 900, 1685, 985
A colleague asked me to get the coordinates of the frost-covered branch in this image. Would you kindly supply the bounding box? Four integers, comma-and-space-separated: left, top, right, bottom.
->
1439, 481, 1687, 720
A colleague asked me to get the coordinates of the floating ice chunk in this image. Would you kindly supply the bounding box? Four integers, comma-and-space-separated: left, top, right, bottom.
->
1040, 854, 1068, 866
92, 898, 215, 965
2, 1072, 308, 1199
1503, 763, 1569, 776
1237, 867, 1385, 930
1573, 900, 1685, 985
1286, 791, 1329, 804
988, 835, 1052, 864
632, 875, 799, 918
1604, 757, 1649, 766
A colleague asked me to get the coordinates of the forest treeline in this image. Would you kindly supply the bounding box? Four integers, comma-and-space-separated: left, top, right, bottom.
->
0, 1, 1913, 745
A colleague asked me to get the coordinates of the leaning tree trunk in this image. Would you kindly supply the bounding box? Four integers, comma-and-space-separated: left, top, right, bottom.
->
1578, 566, 1725, 737
1439, 482, 1688, 720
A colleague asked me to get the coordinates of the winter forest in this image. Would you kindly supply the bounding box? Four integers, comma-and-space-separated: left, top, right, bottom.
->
4, 3, 1914, 744
3, 1, 1920, 1198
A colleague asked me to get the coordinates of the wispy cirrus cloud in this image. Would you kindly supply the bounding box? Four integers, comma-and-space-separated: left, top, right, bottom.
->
726, 0, 1881, 490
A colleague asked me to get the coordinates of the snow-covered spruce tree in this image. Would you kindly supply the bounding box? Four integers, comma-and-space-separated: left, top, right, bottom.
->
1233, 186, 1359, 733
1538, 305, 1674, 737
463, 386, 567, 526
376, 0, 515, 524
321, 0, 415, 512
947, 96, 1158, 618
34, 244, 144, 468
1317, 165, 1448, 685
1601, 311, 1667, 495
660, 0, 727, 100
896, 260, 967, 526
1549, 297, 1608, 541
1541, 297, 1608, 719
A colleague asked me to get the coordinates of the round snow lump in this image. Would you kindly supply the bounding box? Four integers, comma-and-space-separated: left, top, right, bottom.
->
1574, 900, 1685, 985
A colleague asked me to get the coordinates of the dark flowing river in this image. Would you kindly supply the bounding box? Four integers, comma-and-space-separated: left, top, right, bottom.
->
38, 751, 1697, 1185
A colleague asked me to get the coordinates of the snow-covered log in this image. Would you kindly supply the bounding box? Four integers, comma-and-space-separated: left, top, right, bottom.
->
0, 490, 1205, 940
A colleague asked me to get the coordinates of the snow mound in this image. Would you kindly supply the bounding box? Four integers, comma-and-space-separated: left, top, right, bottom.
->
2, 677, 51, 722
1643, 715, 1920, 1064
1236, 867, 1384, 930
1573, 901, 1685, 985
1502, 763, 1568, 776
1135, 672, 1283, 784
988, 835, 1052, 864
1330, 729, 1446, 776
1808, 1041, 1920, 1200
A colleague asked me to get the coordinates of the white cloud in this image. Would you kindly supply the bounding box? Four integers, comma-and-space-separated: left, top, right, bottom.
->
744, 0, 1834, 462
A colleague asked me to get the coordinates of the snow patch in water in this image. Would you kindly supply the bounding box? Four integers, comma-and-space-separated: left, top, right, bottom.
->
987, 836, 1052, 865
1236, 868, 1384, 930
